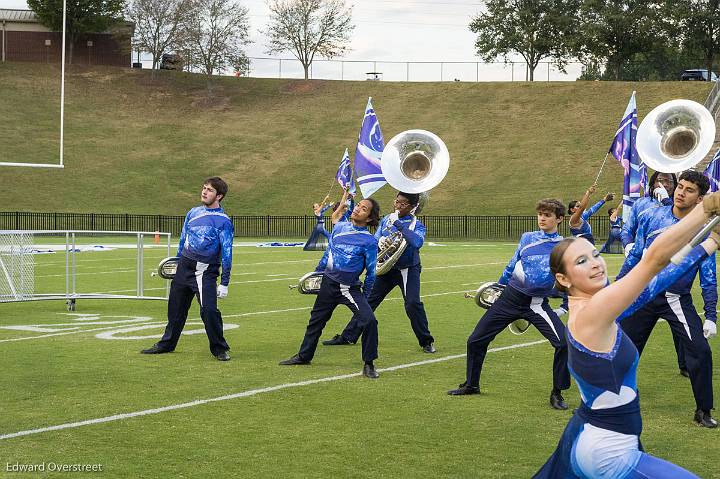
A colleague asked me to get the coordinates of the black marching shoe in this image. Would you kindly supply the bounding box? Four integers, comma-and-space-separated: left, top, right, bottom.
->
448, 382, 480, 396
322, 334, 351, 346
550, 390, 568, 410
362, 362, 380, 379
141, 344, 171, 354
422, 342, 436, 354
279, 354, 311, 366
215, 351, 230, 361
679, 368, 690, 378
694, 409, 718, 428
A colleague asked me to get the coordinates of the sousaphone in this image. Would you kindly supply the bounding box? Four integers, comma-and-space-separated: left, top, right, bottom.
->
376, 130, 450, 274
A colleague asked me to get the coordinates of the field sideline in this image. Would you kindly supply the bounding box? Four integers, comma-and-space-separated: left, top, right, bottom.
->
1, 240, 719, 478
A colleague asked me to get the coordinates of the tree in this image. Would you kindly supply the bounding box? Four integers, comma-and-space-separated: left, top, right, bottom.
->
263, 0, 354, 80
126, 0, 195, 69
181, 0, 251, 76
667, 0, 720, 76
27, 0, 126, 65
575, 0, 667, 80
469, 0, 579, 81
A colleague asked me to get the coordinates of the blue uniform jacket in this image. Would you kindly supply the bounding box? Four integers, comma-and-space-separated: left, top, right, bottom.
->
177, 206, 234, 286
498, 230, 564, 297
315, 219, 378, 296
621, 195, 673, 247
375, 214, 426, 270
616, 204, 717, 321
569, 199, 605, 238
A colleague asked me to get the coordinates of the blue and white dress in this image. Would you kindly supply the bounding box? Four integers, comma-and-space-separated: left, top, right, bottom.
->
533, 246, 707, 479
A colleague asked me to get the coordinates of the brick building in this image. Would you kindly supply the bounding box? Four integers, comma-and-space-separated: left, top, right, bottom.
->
0, 8, 132, 67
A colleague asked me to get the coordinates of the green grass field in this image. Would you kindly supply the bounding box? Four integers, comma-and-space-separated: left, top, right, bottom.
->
1, 240, 718, 478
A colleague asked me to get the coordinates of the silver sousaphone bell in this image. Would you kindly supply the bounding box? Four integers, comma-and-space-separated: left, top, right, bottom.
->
376, 130, 450, 275
464, 282, 530, 335
636, 99, 715, 174
636, 99, 718, 263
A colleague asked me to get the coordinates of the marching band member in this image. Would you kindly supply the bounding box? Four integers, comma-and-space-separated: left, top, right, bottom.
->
621, 171, 678, 253
533, 191, 720, 478
448, 199, 571, 411
599, 201, 623, 253
303, 199, 332, 251
569, 184, 614, 245
280, 189, 382, 378
323, 191, 436, 353
616, 170, 717, 427
141, 177, 234, 361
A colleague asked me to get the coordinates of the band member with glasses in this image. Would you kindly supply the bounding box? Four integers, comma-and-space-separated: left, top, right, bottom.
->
569, 184, 614, 245
141, 177, 234, 361
280, 188, 382, 379
534, 191, 720, 479
621, 171, 678, 253
323, 191, 436, 353
448, 199, 571, 411
616, 170, 717, 428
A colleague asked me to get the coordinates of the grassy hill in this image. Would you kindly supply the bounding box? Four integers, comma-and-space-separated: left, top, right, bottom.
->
0, 61, 712, 215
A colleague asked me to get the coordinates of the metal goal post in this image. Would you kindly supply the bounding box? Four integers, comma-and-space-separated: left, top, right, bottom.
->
0, 230, 171, 310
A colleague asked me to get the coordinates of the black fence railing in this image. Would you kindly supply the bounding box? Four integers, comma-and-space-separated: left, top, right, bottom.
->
0, 212, 614, 241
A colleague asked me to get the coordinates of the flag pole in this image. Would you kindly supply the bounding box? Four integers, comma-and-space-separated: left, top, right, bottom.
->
593, 152, 611, 185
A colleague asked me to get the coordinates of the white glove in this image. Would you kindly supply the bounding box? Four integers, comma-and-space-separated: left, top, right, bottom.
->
703, 320, 717, 339
217, 284, 228, 299
653, 185, 669, 202
387, 211, 400, 225
624, 243, 634, 257
553, 307, 567, 317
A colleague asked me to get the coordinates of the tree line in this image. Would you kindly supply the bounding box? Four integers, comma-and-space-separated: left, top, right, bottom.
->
473, 0, 720, 81
25, 0, 720, 81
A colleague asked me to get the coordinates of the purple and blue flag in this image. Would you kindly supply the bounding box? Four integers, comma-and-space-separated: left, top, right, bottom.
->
354, 97, 386, 197
335, 148, 356, 195
609, 91, 644, 222
704, 148, 720, 193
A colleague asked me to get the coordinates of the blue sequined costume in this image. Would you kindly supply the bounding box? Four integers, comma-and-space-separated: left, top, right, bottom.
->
533, 246, 707, 479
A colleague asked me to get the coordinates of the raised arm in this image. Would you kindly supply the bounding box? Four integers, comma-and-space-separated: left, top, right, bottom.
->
576, 201, 720, 332
331, 189, 350, 224
569, 184, 597, 228
610, 201, 622, 222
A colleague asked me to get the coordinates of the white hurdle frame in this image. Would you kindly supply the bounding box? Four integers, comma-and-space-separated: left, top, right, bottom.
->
0, 230, 171, 309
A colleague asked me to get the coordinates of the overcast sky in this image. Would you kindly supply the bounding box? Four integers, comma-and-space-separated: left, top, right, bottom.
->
0, 0, 582, 81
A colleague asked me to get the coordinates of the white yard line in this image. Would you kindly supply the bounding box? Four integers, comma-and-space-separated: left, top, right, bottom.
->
0, 339, 546, 441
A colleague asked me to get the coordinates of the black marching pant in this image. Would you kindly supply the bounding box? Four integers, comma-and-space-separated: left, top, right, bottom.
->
298, 276, 378, 363
157, 256, 230, 356
341, 264, 434, 347
465, 285, 570, 391
620, 292, 713, 412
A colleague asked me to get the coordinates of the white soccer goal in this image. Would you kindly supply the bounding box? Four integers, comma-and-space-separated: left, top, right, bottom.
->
0, 230, 171, 310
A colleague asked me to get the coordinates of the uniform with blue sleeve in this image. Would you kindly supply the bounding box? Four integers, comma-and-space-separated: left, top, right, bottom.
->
333, 214, 434, 349
621, 195, 672, 247
570, 199, 606, 245
463, 230, 570, 393
534, 246, 708, 479
600, 216, 623, 253
303, 203, 333, 251
297, 219, 379, 363
157, 205, 234, 356
616, 205, 716, 414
